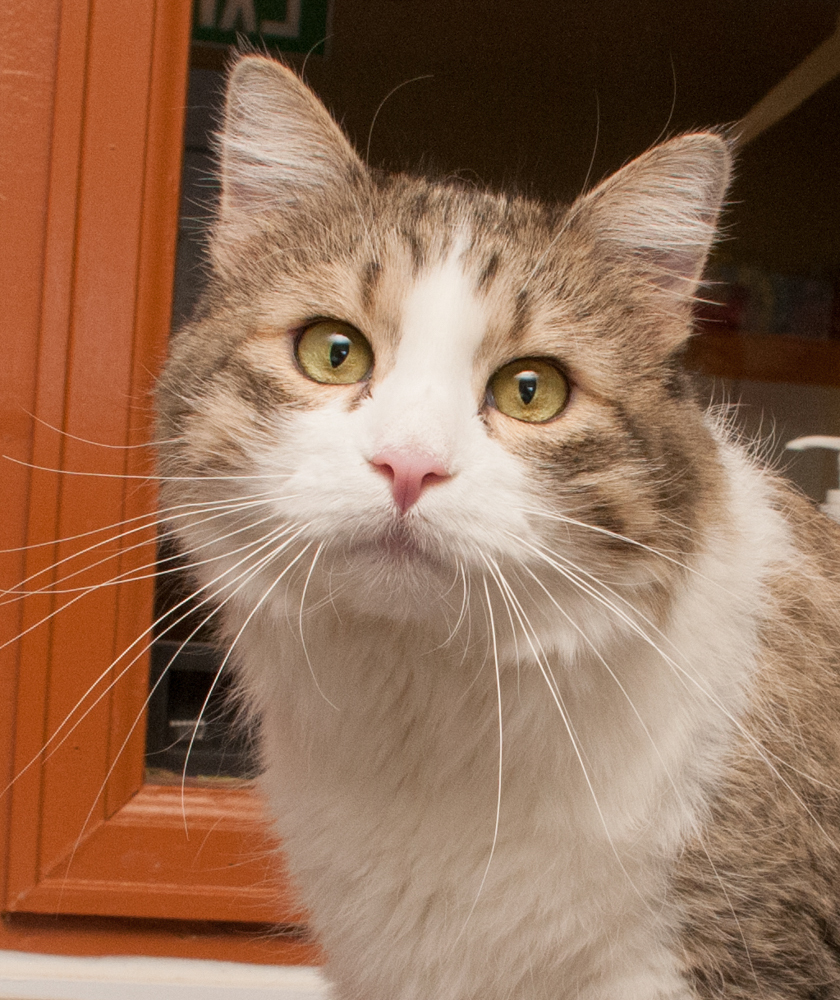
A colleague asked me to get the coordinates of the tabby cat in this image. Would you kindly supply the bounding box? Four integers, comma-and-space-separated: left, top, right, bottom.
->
156, 55, 840, 999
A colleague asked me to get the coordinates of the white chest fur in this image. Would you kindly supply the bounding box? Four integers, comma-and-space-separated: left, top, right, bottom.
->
227, 446, 786, 1000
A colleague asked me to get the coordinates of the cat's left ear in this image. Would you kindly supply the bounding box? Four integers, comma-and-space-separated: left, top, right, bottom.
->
569, 133, 731, 337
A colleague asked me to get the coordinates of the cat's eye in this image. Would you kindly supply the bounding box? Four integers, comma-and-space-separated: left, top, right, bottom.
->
488, 358, 569, 423
295, 320, 373, 384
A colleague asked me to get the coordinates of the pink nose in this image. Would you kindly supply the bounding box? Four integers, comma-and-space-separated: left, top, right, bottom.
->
370, 450, 451, 514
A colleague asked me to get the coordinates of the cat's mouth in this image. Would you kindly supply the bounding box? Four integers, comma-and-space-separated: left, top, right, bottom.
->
326, 525, 455, 620
346, 522, 445, 570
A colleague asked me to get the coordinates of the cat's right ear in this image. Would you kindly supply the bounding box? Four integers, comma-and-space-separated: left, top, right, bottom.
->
213, 56, 365, 270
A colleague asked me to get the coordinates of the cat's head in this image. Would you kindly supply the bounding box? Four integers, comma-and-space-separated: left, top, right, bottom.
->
157, 56, 731, 631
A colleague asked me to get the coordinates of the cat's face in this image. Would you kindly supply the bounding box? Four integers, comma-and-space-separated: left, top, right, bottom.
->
157, 57, 730, 632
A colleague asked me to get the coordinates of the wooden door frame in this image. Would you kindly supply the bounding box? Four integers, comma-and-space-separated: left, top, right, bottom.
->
0, 0, 318, 962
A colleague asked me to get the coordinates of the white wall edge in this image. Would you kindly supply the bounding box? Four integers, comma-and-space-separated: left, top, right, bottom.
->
0, 950, 329, 1000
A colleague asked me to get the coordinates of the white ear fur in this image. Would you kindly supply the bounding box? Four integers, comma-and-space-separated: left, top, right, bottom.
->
572, 133, 732, 305
215, 57, 364, 262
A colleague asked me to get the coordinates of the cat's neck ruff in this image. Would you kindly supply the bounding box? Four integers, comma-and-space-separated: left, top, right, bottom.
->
233, 443, 790, 1000
241, 432, 788, 850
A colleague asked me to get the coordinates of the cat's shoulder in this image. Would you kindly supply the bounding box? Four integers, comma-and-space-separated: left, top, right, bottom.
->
770, 476, 840, 588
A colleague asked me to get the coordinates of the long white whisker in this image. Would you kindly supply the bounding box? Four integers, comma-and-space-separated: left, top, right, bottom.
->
2, 453, 294, 482
4, 523, 301, 797
445, 559, 472, 652
481, 554, 657, 916
0, 489, 281, 556
0, 508, 293, 652
22, 411, 182, 450
428, 560, 474, 656
512, 560, 760, 979
296, 542, 338, 710
59, 524, 309, 883
365, 75, 434, 163
180, 530, 314, 828
2, 495, 284, 601
518, 506, 739, 598
529, 532, 840, 794
518, 535, 840, 843
452, 575, 504, 946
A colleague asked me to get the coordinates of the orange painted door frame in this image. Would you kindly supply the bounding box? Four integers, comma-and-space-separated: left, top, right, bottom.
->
0, 0, 314, 959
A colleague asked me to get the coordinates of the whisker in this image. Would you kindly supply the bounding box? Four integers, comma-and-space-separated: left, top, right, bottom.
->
442, 559, 472, 652
22, 411, 183, 449
512, 560, 760, 978
516, 505, 741, 598
0, 508, 292, 650
427, 560, 474, 656
580, 88, 600, 196
180, 530, 314, 828
365, 75, 434, 164
1, 494, 284, 600
0, 489, 281, 555
2, 453, 292, 482
4, 522, 302, 798
481, 554, 658, 916
451, 574, 504, 946
59, 523, 309, 879
296, 542, 338, 710
514, 546, 765, 979
516, 535, 840, 841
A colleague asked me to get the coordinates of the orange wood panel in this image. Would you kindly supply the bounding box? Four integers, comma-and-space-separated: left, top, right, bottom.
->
39, 0, 160, 873
2, 0, 317, 947
107, 0, 201, 817
5, 0, 143, 901
7, 0, 179, 893
0, 0, 64, 918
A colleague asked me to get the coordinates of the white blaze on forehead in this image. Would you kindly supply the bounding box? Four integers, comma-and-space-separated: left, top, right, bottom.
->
397, 248, 487, 382
366, 247, 488, 463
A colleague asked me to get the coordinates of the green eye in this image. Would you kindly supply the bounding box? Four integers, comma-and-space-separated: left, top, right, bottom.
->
488, 358, 569, 423
295, 320, 373, 384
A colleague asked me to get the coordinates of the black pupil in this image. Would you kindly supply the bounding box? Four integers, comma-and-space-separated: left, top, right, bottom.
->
329, 334, 351, 368
517, 372, 538, 405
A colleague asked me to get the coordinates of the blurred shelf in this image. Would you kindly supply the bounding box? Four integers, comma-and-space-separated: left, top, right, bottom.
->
686, 330, 840, 386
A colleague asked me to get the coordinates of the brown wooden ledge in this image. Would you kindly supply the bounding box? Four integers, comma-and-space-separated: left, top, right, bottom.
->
685, 331, 840, 386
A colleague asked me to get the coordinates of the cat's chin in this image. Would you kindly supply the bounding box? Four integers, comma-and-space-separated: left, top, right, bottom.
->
326, 535, 460, 621
350, 532, 436, 566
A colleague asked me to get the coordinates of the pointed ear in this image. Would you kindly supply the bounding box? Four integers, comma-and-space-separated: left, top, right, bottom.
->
214, 57, 365, 267
570, 133, 732, 315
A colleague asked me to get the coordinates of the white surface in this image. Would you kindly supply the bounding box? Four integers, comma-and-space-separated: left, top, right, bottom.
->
0, 951, 329, 1000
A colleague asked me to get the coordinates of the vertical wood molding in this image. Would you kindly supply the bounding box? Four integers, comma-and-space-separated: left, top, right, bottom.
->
0, 0, 65, 916
108, 0, 194, 815
1, 0, 315, 952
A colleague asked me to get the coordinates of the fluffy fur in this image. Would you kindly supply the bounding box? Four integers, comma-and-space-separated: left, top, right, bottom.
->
156, 56, 840, 999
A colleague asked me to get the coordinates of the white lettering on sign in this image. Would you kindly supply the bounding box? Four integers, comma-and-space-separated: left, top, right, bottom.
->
261, 0, 302, 37
220, 0, 258, 32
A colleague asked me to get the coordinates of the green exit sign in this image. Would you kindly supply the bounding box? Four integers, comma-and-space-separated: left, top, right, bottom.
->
193, 0, 329, 54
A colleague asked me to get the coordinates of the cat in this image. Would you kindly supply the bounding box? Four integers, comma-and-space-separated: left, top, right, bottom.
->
155, 54, 840, 1000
